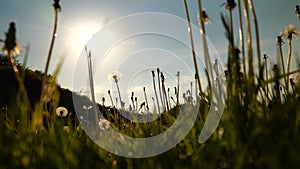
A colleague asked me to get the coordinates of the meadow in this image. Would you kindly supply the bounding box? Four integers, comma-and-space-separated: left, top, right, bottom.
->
1, 0, 300, 168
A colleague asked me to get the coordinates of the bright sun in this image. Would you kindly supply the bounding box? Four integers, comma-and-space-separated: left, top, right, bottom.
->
66, 22, 101, 52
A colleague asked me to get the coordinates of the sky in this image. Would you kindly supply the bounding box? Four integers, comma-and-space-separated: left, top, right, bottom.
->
1, 0, 300, 109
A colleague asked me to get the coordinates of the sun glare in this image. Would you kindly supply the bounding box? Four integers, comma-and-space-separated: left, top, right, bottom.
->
66, 22, 101, 51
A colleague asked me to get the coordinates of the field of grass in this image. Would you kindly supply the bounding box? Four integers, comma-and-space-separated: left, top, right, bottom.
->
1, 0, 300, 168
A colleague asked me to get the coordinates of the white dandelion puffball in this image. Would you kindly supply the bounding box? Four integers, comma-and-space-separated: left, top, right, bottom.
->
56, 107, 68, 117
108, 71, 122, 83
99, 119, 110, 130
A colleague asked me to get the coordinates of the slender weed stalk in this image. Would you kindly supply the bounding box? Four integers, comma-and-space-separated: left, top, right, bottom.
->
85, 47, 99, 126
197, 0, 214, 95
283, 24, 298, 91
248, 0, 261, 69
151, 70, 161, 114
108, 90, 115, 108
157, 68, 165, 111
225, 0, 236, 45
107, 90, 116, 118
135, 97, 138, 112
131, 92, 135, 110
296, 5, 300, 22
238, 0, 246, 75
167, 87, 171, 108
286, 38, 292, 91
195, 74, 198, 102
143, 87, 149, 110
41, 0, 61, 101
161, 72, 169, 112
176, 71, 180, 107
151, 70, 162, 130
277, 35, 287, 87
184, 0, 203, 95
32, 55, 64, 131
22, 44, 30, 68
2, 22, 32, 126
263, 54, 269, 98
242, 0, 255, 86
190, 82, 193, 103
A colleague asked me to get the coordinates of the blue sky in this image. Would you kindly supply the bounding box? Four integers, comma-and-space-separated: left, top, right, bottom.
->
1, 0, 300, 107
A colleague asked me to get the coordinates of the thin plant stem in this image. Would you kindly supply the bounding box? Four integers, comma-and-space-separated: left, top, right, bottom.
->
157, 68, 165, 111
184, 0, 203, 95
229, 10, 234, 47
40, 4, 60, 101
190, 82, 193, 104
161, 72, 169, 112
108, 90, 116, 118
277, 35, 287, 88
135, 97, 138, 112
167, 88, 171, 109
131, 92, 135, 110
248, 0, 261, 69
143, 87, 149, 110
197, 0, 213, 95
264, 55, 269, 98
238, 0, 246, 75
176, 71, 180, 107
152, 71, 161, 114
8, 52, 32, 117
85, 47, 99, 126
195, 74, 198, 103
22, 44, 30, 68
286, 39, 293, 91
151, 73, 162, 130
115, 81, 123, 110
242, 0, 254, 84
108, 90, 115, 108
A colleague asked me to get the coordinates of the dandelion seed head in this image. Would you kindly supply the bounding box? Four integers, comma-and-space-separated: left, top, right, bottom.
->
283, 24, 299, 40
108, 71, 122, 83
56, 107, 68, 117
53, 0, 61, 11
198, 10, 211, 25
276, 35, 284, 46
99, 119, 110, 130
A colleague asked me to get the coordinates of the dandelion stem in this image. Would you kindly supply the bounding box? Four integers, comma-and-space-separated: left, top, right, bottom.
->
143, 87, 149, 110
197, 0, 213, 95
176, 71, 180, 107
108, 90, 115, 108
152, 71, 161, 114
287, 39, 293, 91
229, 10, 234, 47
263, 55, 269, 98
85, 47, 99, 126
242, 0, 254, 84
277, 36, 288, 86
8, 52, 32, 115
40, 3, 60, 101
184, 0, 203, 95
238, 0, 246, 75
248, 0, 261, 69
161, 72, 170, 112
157, 68, 165, 111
